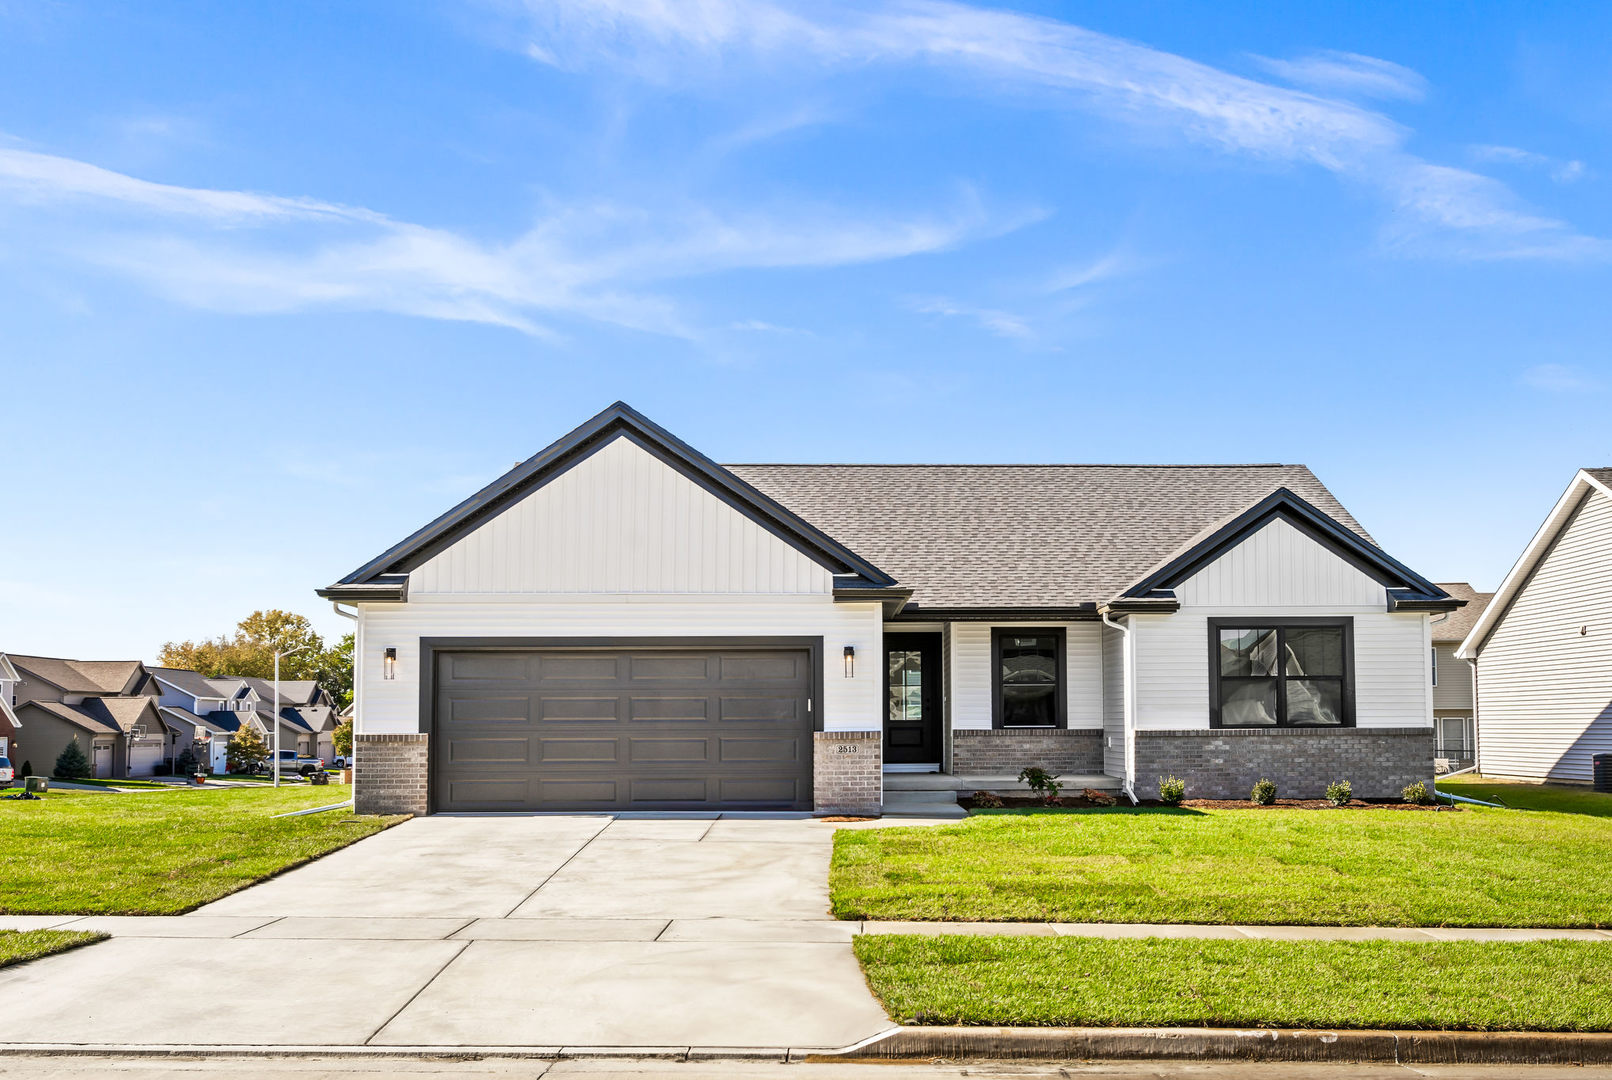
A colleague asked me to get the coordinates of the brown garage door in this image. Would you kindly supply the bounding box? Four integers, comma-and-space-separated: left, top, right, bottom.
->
432, 644, 814, 812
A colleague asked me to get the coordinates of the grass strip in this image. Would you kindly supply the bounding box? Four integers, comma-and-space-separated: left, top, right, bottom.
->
0, 785, 404, 914
855, 935, 1612, 1031
831, 804, 1612, 926
0, 929, 106, 970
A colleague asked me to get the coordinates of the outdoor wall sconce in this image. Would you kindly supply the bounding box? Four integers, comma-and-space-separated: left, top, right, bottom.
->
383, 648, 397, 680
843, 645, 855, 678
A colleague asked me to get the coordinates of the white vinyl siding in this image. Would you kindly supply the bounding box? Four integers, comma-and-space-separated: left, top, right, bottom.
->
1431, 643, 1473, 711
947, 622, 1103, 731
1476, 488, 1612, 783
410, 436, 835, 596
1131, 518, 1430, 730
356, 595, 882, 735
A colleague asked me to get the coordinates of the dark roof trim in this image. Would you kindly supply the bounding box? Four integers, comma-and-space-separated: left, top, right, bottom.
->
324, 402, 894, 595
315, 575, 409, 603
1100, 596, 1183, 616
1119, 487, 1451, 606
891, 604, 1102, 622
1387, 590, 1467, 614
833, 585, 913, 618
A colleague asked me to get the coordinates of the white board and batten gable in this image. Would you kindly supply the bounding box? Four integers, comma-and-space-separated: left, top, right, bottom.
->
409, 436, 835, 597
1131, 516, 1432, 730
358, 434, 882, 735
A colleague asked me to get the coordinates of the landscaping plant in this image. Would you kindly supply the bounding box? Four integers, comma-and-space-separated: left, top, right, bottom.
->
18, 761, 31, 781
53, 738, 92, 781
1326, 780, 1352, 807
1158, 775, 1185, 806
1250, 778, 1277, 805
1017, 766, 1063, 805
226, 727, 269, 774
971, 790, 1004, 808
1402, 780, 1433, 805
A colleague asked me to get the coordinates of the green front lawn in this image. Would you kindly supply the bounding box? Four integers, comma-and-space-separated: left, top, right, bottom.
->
856, 936, 1612, 1031
0, 929, 106, 969
832, 803, 1612, 926
0, 785, 402, 915
1439, 775, 1612, 817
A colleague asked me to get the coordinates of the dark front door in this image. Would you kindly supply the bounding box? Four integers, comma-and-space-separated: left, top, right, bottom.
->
884, 632, 942, 766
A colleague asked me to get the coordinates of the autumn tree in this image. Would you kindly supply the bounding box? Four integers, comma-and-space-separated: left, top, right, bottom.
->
226, 726, 269, 774
159, 611, 352, 704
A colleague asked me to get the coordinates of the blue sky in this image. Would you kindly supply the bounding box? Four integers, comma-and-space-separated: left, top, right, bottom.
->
2, 1, 1609, 660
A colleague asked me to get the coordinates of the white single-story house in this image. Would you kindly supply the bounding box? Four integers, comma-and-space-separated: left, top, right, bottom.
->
320, 403, 1461, 816
1457, 468, 1612, 785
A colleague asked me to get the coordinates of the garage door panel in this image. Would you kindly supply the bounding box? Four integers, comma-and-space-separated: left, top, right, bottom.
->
538, 696, 620, 720
628, 655, 712, 681
448, 697, 531, 724
628, 737, 709, 763
539, 655, 622, 682
447, 737, 530, 764
536, 737, 618, 763
629, 696, 709, 721
434, 644, 813, 812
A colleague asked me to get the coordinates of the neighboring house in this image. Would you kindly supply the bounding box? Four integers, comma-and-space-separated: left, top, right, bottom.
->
1458, 468, 1612, 784
1, 654, 170, 778
319, 402, 1460, 817
0, 654, 22, 763
149, 668, 342, 770
1429, 582, 1492, 773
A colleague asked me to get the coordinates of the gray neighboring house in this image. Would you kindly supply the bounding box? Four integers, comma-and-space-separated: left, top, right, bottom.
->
320, 402, 1461, 817
1458, 468, 1612, 784
0, 654, 169, 778
149, 668, 341, 769
1429, 582, 1492, 772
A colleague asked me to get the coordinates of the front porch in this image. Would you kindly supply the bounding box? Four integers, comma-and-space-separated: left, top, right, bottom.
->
882, 769, 1122, 817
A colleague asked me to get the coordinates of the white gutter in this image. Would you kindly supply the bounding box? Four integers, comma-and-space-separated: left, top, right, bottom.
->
1100, 611, 1139, 805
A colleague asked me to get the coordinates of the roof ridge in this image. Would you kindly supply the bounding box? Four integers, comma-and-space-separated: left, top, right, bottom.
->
724, 462, 1298, 469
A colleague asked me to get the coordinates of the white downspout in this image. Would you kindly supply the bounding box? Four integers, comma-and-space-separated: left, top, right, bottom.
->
1101, 611, 1139, 805
1465, 656, 1479, 777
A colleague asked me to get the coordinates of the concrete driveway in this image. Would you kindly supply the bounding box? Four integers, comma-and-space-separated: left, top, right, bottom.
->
0, 815, 895, 1052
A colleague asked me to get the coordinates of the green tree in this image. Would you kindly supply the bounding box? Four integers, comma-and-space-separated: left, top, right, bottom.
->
318, 633, 355, 709
160, 609, 328, 681
54, 737, 92, 780
332, 717, 353, 761
226, 726, 269, 774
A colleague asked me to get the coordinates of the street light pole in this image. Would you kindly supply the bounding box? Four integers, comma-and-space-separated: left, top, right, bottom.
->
273, 644, 311, 788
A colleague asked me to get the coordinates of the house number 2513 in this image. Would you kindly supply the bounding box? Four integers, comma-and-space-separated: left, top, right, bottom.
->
837, 744, 858, 754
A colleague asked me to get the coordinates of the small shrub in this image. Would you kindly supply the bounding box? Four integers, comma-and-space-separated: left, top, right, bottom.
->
971, 790, 1004, 808
54, 737, 93, 780
19, 760, 32, 779
1402, 780, 1432, 805
1158, 775, 1185, 806
1250, 778, 1277, 805
1017, 766, 1064, 805
176, 746, 198, 775
1082, 787, 1116, 807
1326, 780, 1353, 807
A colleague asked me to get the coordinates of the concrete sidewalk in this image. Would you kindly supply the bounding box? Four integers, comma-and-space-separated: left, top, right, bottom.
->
6, 915, 1605, 944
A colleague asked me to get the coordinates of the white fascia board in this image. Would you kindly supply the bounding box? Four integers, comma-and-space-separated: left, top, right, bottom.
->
1456, 470, 1607, 659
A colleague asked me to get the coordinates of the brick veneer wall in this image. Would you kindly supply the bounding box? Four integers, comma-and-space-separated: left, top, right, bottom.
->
353, 733, 430, 816
813, 731, 882, 815
951, 728, 1103, 775
1133, 728, 1435, 801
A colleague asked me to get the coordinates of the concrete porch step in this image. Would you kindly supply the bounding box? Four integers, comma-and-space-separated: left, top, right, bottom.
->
883, 773, 1122, 794
881, 791, 968, 819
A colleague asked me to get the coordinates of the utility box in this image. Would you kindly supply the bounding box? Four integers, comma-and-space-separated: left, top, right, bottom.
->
1594, 753, 1612, 794
24, 776, 48, 794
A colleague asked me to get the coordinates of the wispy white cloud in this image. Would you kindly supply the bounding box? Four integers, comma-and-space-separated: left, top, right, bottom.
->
1251, 50, 1426, 102
0, 144, 1031, 337
910, 295, 1033, 339
497, 0, 1601, 261
1470, 144, 1589, 184
1042, 250, 1140, 294
1521, 363, 1602, 393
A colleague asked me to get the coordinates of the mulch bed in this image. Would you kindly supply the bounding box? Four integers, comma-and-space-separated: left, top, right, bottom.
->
956, 795, 1456, 812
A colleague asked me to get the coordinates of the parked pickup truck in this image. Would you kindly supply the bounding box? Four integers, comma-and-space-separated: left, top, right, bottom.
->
267, 750, 324, 777
0, 756, 14, 787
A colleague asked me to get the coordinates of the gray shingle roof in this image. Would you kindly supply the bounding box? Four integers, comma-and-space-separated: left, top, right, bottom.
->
1431, 582, 1493, 643
724, 463, 1371, 610
1585, 467, 1612, 485
18, 699, 121, 736
7, 655, 143, 694
150, 667, 230, 701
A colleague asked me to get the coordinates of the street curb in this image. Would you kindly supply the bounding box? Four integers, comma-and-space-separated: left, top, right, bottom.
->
811, 1025, 1612, 1064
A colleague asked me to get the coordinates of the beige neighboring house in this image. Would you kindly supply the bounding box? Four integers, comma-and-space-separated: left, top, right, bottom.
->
1429, 582, 1492, 773
1458, 468, 1612, 784
0, 654, 170, 778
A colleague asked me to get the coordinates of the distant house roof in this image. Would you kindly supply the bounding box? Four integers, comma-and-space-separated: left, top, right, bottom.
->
80, 696, 166, 736
18, 699, 122, 737
1431, 583, 1493, 643
7, 655, 144, 695
149, 667, 231, 701
158, 705, 238, 735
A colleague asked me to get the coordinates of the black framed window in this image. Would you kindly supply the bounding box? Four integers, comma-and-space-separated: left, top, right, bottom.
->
1209, 619, 1353, 728
992, 628, 1067, 728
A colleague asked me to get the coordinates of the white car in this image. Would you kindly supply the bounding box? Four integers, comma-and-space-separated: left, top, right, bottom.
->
0, 757, 14, 786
